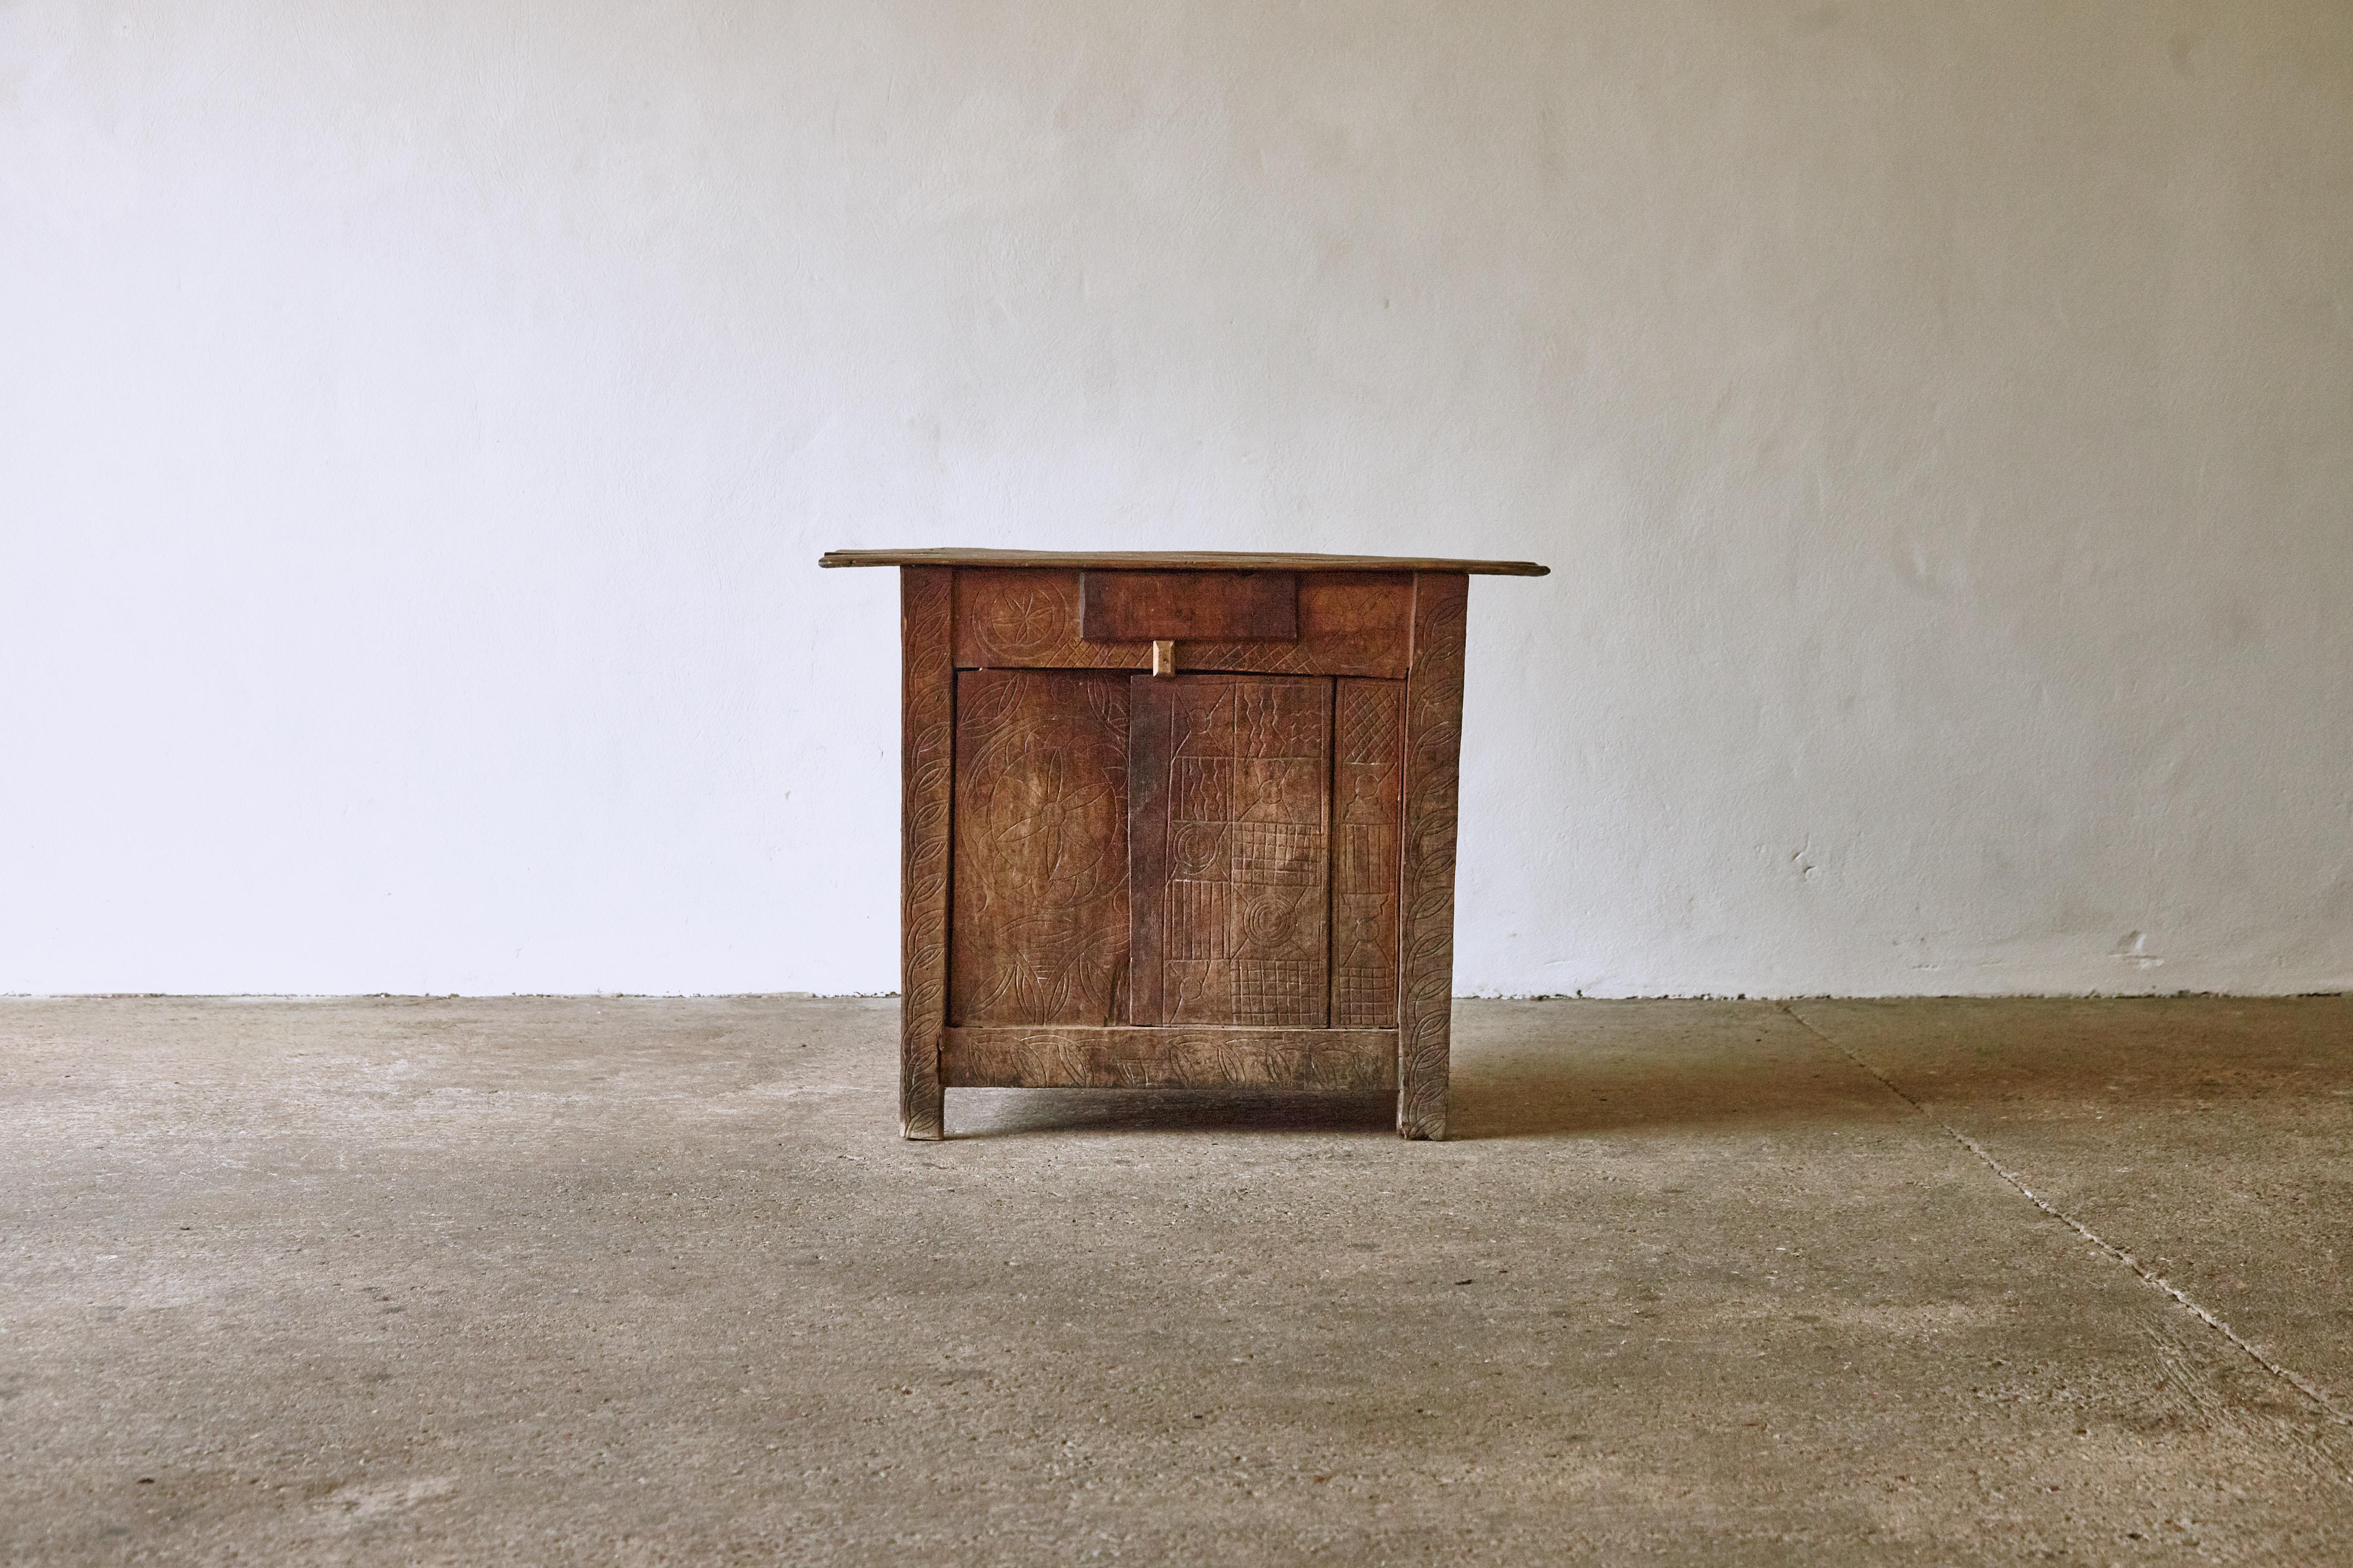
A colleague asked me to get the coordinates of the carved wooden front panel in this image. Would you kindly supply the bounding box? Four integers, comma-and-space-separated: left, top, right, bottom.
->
1128, 675, 1332, 1027
949, 670, 1132, 1026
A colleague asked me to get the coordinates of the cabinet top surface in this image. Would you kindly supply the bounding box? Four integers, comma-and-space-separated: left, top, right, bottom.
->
819, 547, 1548, 576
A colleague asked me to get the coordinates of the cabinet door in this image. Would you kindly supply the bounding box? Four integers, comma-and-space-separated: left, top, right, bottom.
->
948, 668, 1405, 1036
1127, 675, 1335, 1026
948, 669, 1132, 1026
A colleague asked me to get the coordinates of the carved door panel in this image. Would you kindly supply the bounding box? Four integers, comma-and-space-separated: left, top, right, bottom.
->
948, 669, 1132, 1026
948, 667, 1407, 1037
1127, 675, 1336, 1027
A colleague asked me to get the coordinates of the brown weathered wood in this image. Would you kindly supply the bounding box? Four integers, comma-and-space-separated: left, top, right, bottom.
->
956, 569, 1410, 678
1396, 573, 1468, 1140
1332, 679, 1404, 1029
898, 567, 956, 1140
1081, 570, 1298, 642
949, 670, 1131, 1027
1126, 678, 1173, 1025
838, 553, 1534, 1138
1127, 675, 1332, 1029
941, 1026, 1397, 1090
824, 547, 1549, 576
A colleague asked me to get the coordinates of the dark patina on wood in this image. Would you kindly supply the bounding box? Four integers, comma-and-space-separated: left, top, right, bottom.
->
897, 567, 956, 1140
838, 550, 1537, 1138
956, 569, 1409, 679
1396, 574, 1470, 1140
1081, 571, 1298, 643
950, 670, 1131, 1027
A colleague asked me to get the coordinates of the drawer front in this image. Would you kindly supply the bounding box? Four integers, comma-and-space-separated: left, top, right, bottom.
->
1081, 570, 1297, 642
954, 567, 1411, 677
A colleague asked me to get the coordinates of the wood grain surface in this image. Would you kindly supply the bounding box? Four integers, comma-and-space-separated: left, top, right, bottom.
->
898, 567, 955, 1140
1395, 574, 1468, 1140
1128, 675, 1332, 1029
941, 1026, 1397, 1090
1080, 570, 1298, 642
825, 547, 1548, 576
1332, 678, 1405, 1029
1124, 674, 1173, 1024
956, 569, 1411, 679
949, 670, 1132, 1026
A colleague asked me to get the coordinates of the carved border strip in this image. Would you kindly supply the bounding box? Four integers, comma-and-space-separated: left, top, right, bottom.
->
1396, 573, 1468, 1139
899, 567, 955, 1139
1332, 678, 1405, 1029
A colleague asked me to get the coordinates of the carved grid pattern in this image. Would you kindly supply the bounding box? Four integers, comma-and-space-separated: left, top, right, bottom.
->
1233, 959, 1320, 1024
1233, 821, 1319, 885
1160, 679, 1330, 1027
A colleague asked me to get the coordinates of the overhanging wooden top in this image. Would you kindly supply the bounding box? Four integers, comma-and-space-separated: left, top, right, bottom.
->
819, 547, 1548, 577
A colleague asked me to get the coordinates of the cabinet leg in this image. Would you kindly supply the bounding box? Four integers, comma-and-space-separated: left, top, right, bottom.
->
1395, 573, 1465, 1142
1397, 1050, 1448, 1140
900, 1025, 945, 1141
898, 564, 954, 1142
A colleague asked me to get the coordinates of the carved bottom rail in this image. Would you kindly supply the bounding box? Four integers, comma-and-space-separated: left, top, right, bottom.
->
941, 1027, 1397, 1091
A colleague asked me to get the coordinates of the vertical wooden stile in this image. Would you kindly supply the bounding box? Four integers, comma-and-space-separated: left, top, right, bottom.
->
898, 567, 956, 1139
1126, 676, 1171, 1026
1331, 678, 1404, 1028
1395, 573, 1469, 1139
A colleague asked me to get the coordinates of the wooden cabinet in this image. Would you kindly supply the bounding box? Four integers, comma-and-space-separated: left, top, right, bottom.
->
821, 549, 1547, 1139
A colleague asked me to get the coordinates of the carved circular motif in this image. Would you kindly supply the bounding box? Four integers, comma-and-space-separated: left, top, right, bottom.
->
1242, 891, 1297, 946
988, 589, 1064, 657
1171, 824, 1226, 878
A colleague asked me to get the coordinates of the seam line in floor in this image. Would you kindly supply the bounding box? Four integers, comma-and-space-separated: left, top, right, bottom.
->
1778, 1001, 2351, 1432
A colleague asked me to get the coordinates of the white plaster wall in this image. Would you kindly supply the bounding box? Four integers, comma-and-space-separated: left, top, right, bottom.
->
4, 1, 2348, 997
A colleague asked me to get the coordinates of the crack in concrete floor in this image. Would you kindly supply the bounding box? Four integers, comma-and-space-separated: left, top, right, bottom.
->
1782, 1001, 2353, 1446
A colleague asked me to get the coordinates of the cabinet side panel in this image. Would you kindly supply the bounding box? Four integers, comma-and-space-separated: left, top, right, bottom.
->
1332, 679, 1404, 1028
899, 567, 956, 1140
1396, 573, 1468, 1140
950, 670, 1132, 1026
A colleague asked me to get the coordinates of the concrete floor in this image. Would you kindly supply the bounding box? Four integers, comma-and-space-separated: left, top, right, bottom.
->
3, 997, 2349, 1565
